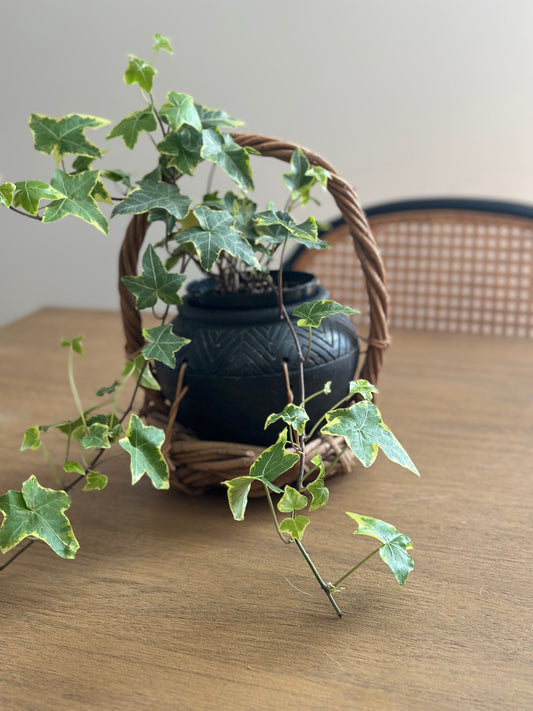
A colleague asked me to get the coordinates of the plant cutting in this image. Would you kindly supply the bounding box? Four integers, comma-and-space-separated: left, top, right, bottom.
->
0, 35, 419, 616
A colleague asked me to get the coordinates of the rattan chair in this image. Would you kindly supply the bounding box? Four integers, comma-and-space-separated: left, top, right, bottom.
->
287, 198, 533, 338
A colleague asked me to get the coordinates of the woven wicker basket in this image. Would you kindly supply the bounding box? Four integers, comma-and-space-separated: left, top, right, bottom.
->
118, 133, 389, 495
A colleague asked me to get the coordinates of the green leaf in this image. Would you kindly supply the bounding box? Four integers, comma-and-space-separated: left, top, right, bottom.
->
124, 55, 156, 93
283, 148, 316, 205
279, 515, 310, 541
21, 426, 42, 451
122, 355, 161, 391
122, 244, 186, 310
106, 107, 157, 149
223, 476, 256, 521
29, 113, 109, 164
255, 210, 328, 249
201, 129, 254, 189
157, 125, 204, 176
160, 92, 202, 132
12, 181, 64, 216
195, 103, 244, 129
264, 404, 309, 436
81, 422, 112, 450
61, 334, 84, 355
321, 401, 419, 475
141, 324, 190, 368
0, 182, 15, 207
101, 168, 132, 189
111, 178, 191, 221
176, 205, 260, 271
293, 299, 359, 328
349, 379, 378, 401
306, 455, 329, 511
83, 471, 108, 492
346, 513, 414, 585
249, 429, 299, 488
0, 476, 79, 559
153, 33, 173, 53
305, 165, 330, 189
277, 485, 308, 513
96, 380, 120, 397
43, 169, 108, 234
63, 461, 85, 475
119, 414, 169, 489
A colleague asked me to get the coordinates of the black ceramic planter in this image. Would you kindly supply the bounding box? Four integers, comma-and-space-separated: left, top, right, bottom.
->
155, 272, 359, 446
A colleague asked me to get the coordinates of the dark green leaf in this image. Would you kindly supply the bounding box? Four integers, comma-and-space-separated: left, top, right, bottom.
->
277, 485, 308, 513
119, 414, 169, 489
122, 244, 186, 310
255, 210, 328, 249
101, 168, 132, 189
195, 103, 243, 129
346, 513, 414, 585
279, 515, 310, 541
157, 125, 204, 176
29, 113, 109, 163
43, 169, 108, 234
0, 476, 79, 559
107, 107, 157, 149
176, 205, 260, 271
321, 401, 419, 475
124, 56, 156, 93
141, 324, 190, 368
112, 178, 191, 221
96, 380, 121, 397
293, 300, 359, 328
264, 404, 309, 436
201, 129, 254, 189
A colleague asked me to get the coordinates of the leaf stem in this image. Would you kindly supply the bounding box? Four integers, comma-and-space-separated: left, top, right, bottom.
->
294, 539, 342, 617
67, 345, 87, 431
333, 545, 382, 587
264, 487, 291, 544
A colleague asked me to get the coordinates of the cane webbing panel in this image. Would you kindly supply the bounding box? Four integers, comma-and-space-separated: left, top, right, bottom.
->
291, 207, 533, 337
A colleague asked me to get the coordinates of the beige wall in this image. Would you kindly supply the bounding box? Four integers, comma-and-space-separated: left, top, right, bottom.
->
1, 0, 532, 326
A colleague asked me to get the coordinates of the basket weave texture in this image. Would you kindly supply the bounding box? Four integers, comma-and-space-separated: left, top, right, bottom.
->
118, 133, 389, 495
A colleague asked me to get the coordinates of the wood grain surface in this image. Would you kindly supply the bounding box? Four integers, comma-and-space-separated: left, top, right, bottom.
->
0, 308, 531, 710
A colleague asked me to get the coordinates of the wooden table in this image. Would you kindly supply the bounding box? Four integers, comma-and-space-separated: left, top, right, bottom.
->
1, 309, 531, 710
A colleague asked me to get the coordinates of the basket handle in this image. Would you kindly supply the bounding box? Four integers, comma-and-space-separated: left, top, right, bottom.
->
118, 133, 389, 384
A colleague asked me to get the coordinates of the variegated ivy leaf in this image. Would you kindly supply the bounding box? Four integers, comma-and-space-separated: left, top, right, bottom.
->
111, 178, 191, 222
254, 210, 329, 250
13, 180, 66, 216
141, 324, 190, 368
0, 182, 15, 207
29, 113, 109, 164
122, 244, 186, 310
223, 430, 299, 521
321, 401, 419, 475
195, 103, 244, 129
293, 300, 359, 328
176, 205, 260, 271
153, 33, 173, 54
81, 422, 112, 450
121, 354, 161, 391
107, 107, 158, 149
346, 513, 414, 585
349, 379, 378, 401
21, 426, 41, 451
83, 471, 108, 492
119, 414, 169, 489
279, 515, 310, 541
306, 454, 329, 512
201, 129, 254, 190
159, 92, 202, 132
277, 485, 308, 514
283, 148, 330, 205
157, 125, 204, 176
124, 55, 156, 93
264, 404, 309, 436
63, 461, 85, 475
0, 476, 79, 559
43, 169, 108, 234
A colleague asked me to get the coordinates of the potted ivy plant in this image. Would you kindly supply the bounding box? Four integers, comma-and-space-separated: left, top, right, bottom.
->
0, 35, 419, 616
